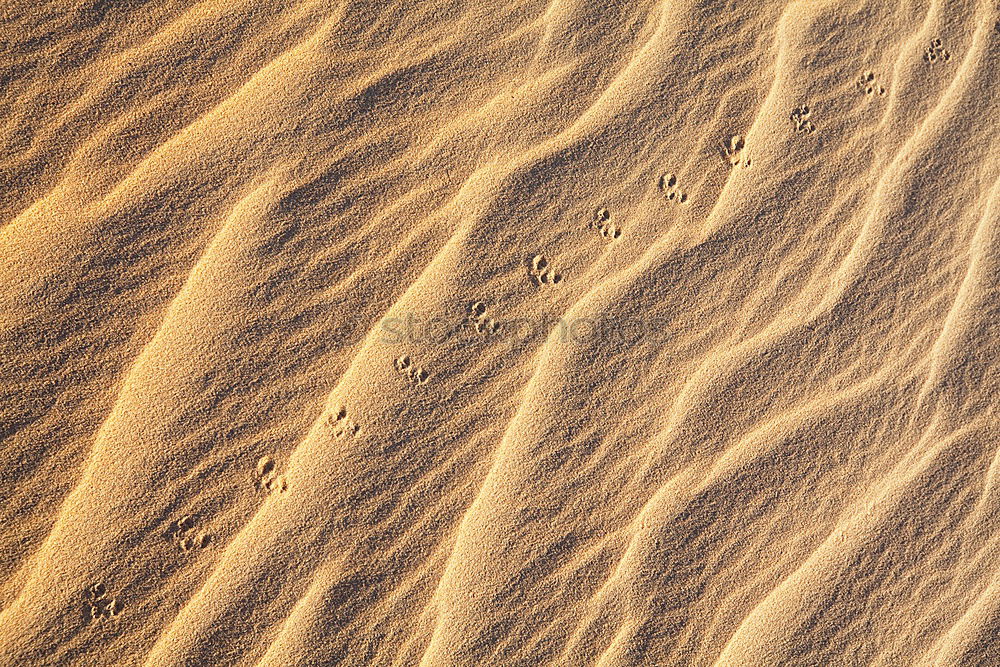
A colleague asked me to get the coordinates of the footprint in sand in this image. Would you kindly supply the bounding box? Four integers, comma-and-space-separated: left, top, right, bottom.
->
529, 254, 564, 286
790, 105, 815, 134
657, 173, 689, 203
466, 301, 500, 335
856, 71, 886, 97
255, 456, 288, 494
83, 582, 121, 622
326, 405, 361, 437
721, 135, 752, 169
166, 515, 211, 552
590, 208, 622, 239
923, 37, 951, 64
395, 355, 430, 385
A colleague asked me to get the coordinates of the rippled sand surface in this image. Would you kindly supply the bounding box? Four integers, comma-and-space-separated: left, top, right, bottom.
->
3, 1, 1000, 664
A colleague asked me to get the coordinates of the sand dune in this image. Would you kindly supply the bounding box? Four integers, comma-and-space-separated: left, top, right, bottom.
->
2, 0, 1000, 664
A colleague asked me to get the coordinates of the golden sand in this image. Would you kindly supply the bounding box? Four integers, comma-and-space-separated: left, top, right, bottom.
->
2, 0, 1000, 664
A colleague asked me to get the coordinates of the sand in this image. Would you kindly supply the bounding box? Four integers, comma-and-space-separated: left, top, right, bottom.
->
2, 0, 1000, 664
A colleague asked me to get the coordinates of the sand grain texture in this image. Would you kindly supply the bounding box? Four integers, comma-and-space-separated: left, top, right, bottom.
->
2, 0, 1000, 664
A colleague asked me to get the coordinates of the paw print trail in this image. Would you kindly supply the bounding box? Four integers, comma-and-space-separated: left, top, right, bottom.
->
166, 516, 211, 552
856, 71, 886, 97
395, 355, 429, 385
326, 405, 361, 437
658, 173, 689, 203
790, 105, 815, 134
591, 208, 622, 239
722, 135, 752, 169
466, 301, 499, 335
83, 583, 121, 623
529, 255, 564, 286
923, 38, 951, 64
255, 456, 288, 494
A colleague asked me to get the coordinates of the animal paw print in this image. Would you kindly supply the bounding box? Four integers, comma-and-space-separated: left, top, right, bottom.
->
466, 301, 500, 334
166, 515, 211, 552
721, 135, 751, 168
529, 255, 564, 286
590, 208, 621, 239
395, 355, 429, 385
923, 38, 951, 63
790, 105, 815, 134
84, 583, 121, 623
856, 71, 886, 97
657, 173, 688, 203
326, 405, 360, 437
255, 456, 287, 494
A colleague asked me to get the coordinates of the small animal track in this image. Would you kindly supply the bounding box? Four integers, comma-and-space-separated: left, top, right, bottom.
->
466, 301, 500, 334
255, 456, 288, 494
166, 515, 211, 552
923, 38, 951, 63
856, 71, 886, 97
326, 405, 361, 437
790, 105, 815, 134
721, 135, 751, 169
529, 255, 564, 286
590, 208, 621, 239
657, 173, 688, 203
395, 355, 429, 384
84, 583, 121, 623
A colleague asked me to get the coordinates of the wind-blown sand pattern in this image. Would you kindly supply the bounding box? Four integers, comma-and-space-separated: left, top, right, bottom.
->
2, 0, 1000, 664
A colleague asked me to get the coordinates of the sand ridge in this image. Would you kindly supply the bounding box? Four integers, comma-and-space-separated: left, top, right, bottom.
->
2, 0, 1000, 664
